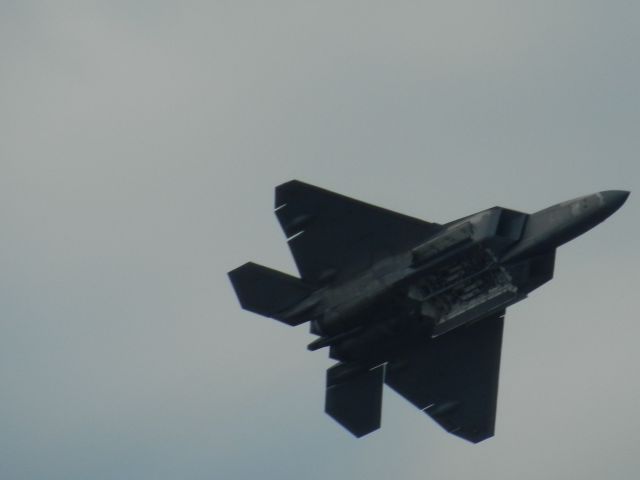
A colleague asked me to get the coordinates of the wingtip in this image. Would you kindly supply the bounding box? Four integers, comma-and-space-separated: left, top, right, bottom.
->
275, 180, 305, 208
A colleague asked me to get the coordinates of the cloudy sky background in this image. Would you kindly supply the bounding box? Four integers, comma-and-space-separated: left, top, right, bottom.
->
1, 2, 639, 479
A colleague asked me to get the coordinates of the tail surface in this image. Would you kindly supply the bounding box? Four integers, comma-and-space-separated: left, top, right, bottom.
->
228, 262, 314, 325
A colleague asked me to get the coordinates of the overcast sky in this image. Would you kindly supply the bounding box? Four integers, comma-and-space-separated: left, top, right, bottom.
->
1, 2, 639, 479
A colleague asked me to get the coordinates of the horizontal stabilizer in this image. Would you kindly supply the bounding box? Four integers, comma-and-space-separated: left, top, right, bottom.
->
228, 262, 314, 325
325, 363, 385, 438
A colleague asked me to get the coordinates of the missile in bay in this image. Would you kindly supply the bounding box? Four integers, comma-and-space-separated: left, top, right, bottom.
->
228, 181, 629, 442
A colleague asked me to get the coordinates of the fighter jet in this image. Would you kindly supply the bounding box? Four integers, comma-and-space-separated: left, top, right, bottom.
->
228, 181, 629, 443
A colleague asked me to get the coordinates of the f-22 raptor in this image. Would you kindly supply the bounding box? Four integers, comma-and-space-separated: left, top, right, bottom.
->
229, 181, 629, 443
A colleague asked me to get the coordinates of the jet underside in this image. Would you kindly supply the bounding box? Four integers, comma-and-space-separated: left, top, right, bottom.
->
228, 180, 628, 443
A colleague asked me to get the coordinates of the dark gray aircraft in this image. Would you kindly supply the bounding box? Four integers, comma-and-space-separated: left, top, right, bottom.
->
228, 181, 629, 443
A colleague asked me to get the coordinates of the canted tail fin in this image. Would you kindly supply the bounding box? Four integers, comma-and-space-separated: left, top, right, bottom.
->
228, 262, 315, 325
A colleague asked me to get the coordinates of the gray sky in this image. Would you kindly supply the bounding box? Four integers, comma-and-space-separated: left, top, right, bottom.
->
1, 2, 639, 479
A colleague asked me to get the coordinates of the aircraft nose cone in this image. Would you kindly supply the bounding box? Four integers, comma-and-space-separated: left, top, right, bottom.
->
600, 190, 630, 214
